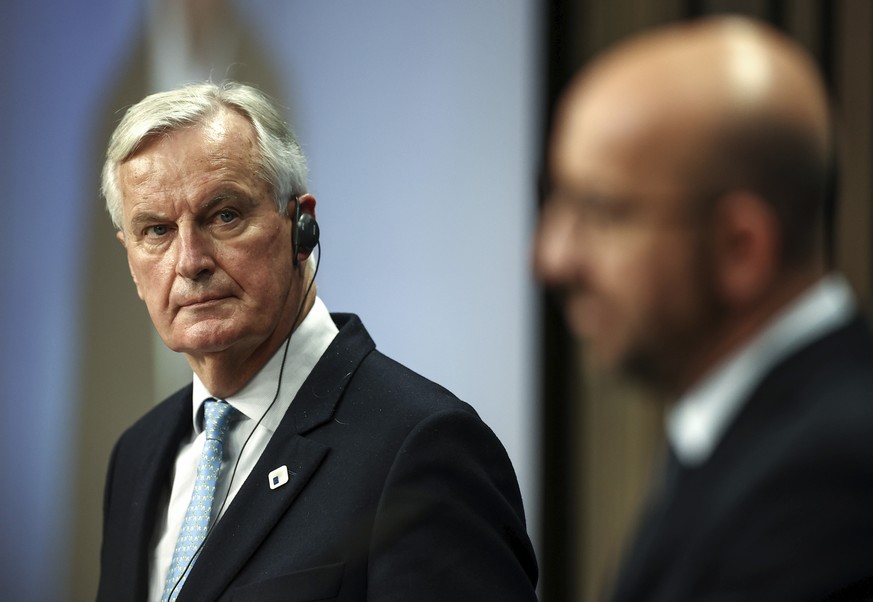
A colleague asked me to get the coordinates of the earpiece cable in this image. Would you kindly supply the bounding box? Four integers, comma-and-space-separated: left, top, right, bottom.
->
167, 240, 321, 600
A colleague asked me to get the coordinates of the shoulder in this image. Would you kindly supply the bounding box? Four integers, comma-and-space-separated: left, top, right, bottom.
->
777, 315, 873, 444
319, 343, 514, 486
686, 317, 873, 593
348, 348, 480, 424
694, 314, 873, 538
734, 314, 873, 452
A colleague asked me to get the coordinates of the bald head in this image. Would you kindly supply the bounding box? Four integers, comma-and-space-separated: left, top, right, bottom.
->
556, 16, 831, 266
567, 16, 829, 148
536, 16, 833, 391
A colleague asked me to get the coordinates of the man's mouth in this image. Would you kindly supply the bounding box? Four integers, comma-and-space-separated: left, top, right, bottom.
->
178, 295, 229, 309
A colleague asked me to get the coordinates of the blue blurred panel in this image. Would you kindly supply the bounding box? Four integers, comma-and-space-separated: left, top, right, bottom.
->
0, 0, 140, 599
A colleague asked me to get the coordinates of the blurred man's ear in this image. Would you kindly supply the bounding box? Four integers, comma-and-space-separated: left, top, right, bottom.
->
711, 191, 780, 308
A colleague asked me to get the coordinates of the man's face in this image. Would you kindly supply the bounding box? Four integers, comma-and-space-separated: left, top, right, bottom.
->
116, 108, 299, 365
534, 83, 722, 389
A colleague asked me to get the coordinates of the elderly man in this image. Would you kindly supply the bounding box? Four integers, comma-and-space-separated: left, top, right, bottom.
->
97, 81, 537, 601
535, 16, 873, 601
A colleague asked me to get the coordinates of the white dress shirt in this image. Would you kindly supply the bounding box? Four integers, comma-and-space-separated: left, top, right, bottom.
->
666, 274, 855, 467
148, 296, 338, 601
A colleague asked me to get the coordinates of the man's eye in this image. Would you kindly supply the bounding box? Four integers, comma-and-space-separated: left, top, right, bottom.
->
584, 198, 633, 228
146, 224, 169, 237
217, 209, 238, 223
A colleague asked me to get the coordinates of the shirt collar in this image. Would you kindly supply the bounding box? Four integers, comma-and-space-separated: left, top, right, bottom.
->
666, 274, 855, 466
191, 296, 339, 433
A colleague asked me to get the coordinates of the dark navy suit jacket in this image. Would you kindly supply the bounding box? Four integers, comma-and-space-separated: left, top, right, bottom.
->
98, 314, 538, 601
612, 316, 873, 602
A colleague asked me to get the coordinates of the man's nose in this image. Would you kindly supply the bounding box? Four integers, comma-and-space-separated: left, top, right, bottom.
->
533, 205, 587, 286
175, 226, 216, 281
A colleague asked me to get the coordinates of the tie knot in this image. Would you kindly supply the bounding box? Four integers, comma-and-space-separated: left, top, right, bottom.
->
203, 399, 234, 442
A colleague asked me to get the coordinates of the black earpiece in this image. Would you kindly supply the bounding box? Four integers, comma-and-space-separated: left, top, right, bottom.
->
292, 198, 320, 265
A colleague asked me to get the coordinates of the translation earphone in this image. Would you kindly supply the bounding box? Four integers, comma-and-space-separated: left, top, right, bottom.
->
293, 196, 320, 265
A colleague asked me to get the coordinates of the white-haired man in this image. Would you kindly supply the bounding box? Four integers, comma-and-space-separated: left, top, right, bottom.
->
98, 81, 537, 601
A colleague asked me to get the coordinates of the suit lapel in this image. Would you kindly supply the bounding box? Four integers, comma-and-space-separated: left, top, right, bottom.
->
122, 387, 192, 600
180, 430, 330, 600
177, 314, 376, 600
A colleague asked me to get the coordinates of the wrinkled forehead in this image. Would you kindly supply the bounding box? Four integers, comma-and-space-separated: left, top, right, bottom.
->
116, 109, 265, 211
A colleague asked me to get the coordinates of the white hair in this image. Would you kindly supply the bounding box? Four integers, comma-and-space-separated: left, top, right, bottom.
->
101, 81, 308, 229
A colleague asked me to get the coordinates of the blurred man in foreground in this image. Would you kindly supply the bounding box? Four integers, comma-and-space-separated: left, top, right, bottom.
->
535, 16, 873, 600
97, 81, 537, 601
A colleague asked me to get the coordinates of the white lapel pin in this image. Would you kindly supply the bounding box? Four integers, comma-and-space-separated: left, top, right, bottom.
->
268, 465, 290, 490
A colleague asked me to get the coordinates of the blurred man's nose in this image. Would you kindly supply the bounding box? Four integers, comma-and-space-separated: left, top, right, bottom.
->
533, 204, 586, 286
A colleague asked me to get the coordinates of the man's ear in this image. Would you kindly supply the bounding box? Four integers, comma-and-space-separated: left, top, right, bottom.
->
290, 193, 318, 265
711, 191, 780, 309
297, 193, 317, 218
286, 193, 317, 219
116, 230, 145, 301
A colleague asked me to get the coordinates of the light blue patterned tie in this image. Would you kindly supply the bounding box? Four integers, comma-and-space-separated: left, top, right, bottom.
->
162, 399, 235, 601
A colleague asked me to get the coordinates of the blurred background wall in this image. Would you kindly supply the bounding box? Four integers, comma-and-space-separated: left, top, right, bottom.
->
3, 1, 872, 601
